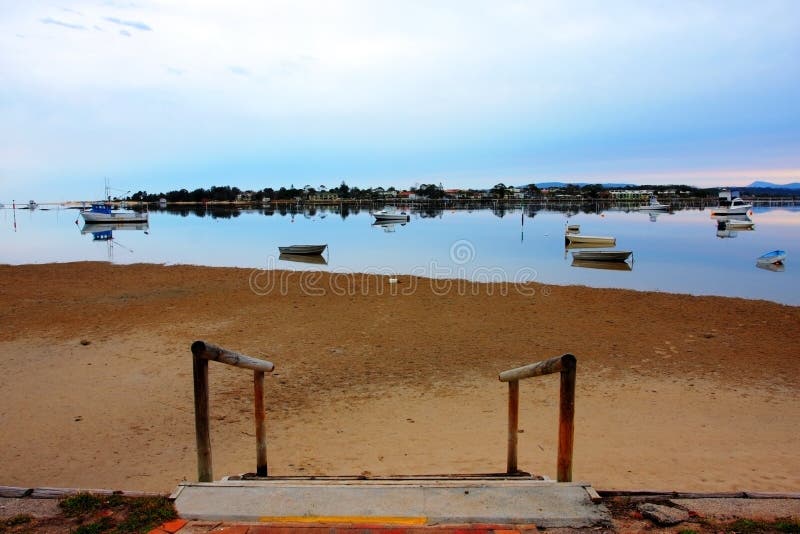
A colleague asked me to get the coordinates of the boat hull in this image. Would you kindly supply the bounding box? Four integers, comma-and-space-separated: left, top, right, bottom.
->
278, 244, 327, 255
756, 250, 786, 265
81, 211, 148, 223
373, 211, 410, 222
571, 250, 632, 262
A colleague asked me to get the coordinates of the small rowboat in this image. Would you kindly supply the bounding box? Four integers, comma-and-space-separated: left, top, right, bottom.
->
571, 250, 632, 262
278, 244, 327, 255
756, 250, 786, 265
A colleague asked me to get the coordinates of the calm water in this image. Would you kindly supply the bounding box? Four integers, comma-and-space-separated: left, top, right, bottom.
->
3, 204, 799, 305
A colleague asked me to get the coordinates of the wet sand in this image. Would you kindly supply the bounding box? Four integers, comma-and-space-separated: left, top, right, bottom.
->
1, 262, 798, 493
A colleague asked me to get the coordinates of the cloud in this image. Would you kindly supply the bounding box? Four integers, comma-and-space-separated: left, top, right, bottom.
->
165, 66, 184, 76
61, 7, 84, 16
119, 29, 131, 37
104, 16, 151, 31
40, 17, 86, 30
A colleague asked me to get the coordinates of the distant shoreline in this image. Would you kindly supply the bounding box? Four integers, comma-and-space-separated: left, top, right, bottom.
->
13, 196, 800, 210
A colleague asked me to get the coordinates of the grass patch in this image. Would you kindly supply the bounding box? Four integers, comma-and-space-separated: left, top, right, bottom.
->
55, 493, 177, 533
724, 518, 800, 533
115, 496, 177, 533
60, 492, 105, 516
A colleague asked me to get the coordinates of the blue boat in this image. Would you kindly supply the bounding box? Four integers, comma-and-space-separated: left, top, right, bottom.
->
757, 250, 786, 265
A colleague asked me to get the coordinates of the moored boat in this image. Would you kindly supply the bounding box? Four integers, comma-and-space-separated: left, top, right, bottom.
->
373, 210, 410, 222
571, 250, 632, 262
80, 203, 148, 223
711, 191, 752, 215
756, 250, 786, 265
278, 244, 328, 255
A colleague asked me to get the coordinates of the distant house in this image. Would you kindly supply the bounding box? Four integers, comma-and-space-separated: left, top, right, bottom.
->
609, 189, 653, 201
310, 192, 339, 201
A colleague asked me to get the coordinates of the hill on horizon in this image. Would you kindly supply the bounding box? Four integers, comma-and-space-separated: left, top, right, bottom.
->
747, 181, 800, 189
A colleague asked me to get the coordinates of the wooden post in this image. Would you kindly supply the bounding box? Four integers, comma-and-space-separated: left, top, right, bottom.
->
192, 353, 213, 482
254, 370, 267, 476
557, 354, 577, 482
507, 380, 519, 474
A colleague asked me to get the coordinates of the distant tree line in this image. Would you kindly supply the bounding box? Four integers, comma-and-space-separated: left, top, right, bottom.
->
126, 181, 794, 203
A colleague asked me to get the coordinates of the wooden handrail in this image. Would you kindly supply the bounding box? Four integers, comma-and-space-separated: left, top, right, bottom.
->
191, 341, 275, 372
191, 341, 275, 482
498, 354, 576, 482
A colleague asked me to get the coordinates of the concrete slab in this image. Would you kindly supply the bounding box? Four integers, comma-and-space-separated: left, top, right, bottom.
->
172, 477, 610, 529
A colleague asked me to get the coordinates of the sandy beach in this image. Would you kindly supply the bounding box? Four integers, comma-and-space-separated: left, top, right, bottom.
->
1, 262, 798, 494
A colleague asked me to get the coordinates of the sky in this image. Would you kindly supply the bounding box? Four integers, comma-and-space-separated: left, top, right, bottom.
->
1, 0, 799, 201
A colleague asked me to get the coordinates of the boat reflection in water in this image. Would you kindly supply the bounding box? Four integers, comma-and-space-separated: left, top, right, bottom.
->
571, 258, 633, 271
756, 262, 785, 273
372, 220, 408, 233
80, 222, 149, 259
279, 253, 328, 265
714, 215, 755, 238
81, 222, 150, 238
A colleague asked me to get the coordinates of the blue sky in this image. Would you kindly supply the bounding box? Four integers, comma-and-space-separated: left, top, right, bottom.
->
1, 0, 799, 201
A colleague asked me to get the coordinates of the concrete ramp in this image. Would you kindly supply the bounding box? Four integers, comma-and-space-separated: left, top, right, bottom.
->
172, 476, 611, 529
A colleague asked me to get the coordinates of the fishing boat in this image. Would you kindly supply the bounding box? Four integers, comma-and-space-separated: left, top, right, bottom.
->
80, 203, 149, 223
373, 210, 410, 222
638, 195, 669, 211
565, 233, 616, 246
756, 250, 786, 265
571, 250, 632, 262
711, 190, 752, 215
277, 244, 327, 255
80, 180, 147, 223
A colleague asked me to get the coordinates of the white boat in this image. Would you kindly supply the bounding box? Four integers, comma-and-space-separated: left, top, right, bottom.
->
565, 234, 616, 246
711, 193, 752, 215
373, 210, 410, 222
278, 244, 327, 255
756, 250, 786, 265
80, 203, 148, 223
571, 250, 632, 262
638, 196, 669, 211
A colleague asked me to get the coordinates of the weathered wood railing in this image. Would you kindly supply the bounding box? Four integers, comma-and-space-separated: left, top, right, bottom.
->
191, 341, 275, 482
498, 354, 576, 482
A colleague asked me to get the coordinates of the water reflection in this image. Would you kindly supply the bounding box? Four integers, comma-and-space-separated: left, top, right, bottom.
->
279, 253, 328, 265
571, 259, 633, 271
80, 222, 149, 259
4, 203, 799, 304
